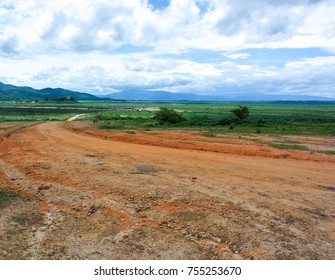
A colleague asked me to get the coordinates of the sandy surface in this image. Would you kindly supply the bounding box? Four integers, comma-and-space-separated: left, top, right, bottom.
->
0, 121, 334, 260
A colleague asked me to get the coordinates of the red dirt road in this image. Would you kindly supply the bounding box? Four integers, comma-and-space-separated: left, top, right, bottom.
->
0, 121, 334, 259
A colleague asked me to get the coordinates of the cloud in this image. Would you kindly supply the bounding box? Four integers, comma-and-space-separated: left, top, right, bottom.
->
1, 0, 335, 55
0, 0, 335, 98
2, 50, 334, 97
225, 52, 251, 60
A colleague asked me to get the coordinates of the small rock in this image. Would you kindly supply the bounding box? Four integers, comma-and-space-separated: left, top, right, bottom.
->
212, 237, 222, 243
192, 177, 197, 180
197, 232, 207, 239
89, 205, 96, 214
40, 226, 48, 231
31, 227, 37, 232
10, 177, 18, 181
79, 195, 84, 199
38, 185, 50, 191
231, 245, 239, 253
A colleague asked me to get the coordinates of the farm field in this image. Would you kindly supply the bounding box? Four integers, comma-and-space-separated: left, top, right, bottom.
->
0, 102, 334, 260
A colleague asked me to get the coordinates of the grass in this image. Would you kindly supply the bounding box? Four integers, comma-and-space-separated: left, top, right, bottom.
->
11, 214, 42, 225
269, 143, 309, 151
248, 138, 310, 151
0, 190, 18, 209
1, 100, 334, 137
0, 107, 97, 122
317, 150, 335, 155
200, 130, 217, 137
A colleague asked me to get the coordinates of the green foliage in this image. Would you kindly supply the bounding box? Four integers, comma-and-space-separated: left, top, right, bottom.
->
154, 107, 186, 124
0, 106, 95, 121
46, 96, 77, 103
230, 105, 250, 120
1, 101, 334, 137
0, 190, 18, 209
200, 130, 216, 137
269, 143, 309, 151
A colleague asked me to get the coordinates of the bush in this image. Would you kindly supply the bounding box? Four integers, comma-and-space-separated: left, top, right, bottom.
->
154, 108, 186, 124
230, 105, 250, 120
217, 117, 234, 126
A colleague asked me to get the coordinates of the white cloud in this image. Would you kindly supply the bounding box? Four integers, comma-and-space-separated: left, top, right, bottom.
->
1, 0, 335, 54
225, 52, 251, 60
0, 0, 335, 97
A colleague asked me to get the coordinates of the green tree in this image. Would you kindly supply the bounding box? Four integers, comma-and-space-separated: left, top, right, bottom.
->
154, 107, 186, 124
230, 105, 250, 120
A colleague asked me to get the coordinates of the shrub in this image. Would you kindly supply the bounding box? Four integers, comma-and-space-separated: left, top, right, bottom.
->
217, 117, 233, 126
154, 108, 186, 124
230, 105, 250, 120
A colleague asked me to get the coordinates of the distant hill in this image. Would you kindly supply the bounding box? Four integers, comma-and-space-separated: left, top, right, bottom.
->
103, 89, 334, 101
103, 89, 205, 101
39, 87, 100, 100
1, 82, 333, 101
0, 82, 100, 101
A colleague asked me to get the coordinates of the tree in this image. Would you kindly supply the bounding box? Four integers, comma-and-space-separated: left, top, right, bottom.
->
154, 107, 186, 124
230, 105, 250, 120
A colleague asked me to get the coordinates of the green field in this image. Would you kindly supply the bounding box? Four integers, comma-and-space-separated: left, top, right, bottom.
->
0, 100, 334, 136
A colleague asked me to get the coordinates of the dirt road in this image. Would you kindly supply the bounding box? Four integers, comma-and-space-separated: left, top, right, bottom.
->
0, 121, 334, 259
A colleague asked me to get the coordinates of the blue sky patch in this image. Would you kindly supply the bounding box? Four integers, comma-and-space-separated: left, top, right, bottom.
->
148, 0, 170, 10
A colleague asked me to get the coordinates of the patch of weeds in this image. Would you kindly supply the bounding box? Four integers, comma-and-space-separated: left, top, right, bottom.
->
130, 165, 161, 174
249, 138, 309, 151
285, 217, 296, 224
86, 154, 104, 158
11, 213, 42, 225
269, 143, 309, 151
0, 190, 18, 208
249, 138, 267, 145
318, 185, 335, 192
316, 150, 335, 155
200, 130, 216, 137
126, 131, 136, 134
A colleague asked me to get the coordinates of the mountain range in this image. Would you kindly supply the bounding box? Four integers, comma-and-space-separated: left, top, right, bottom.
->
104, 89, 334, 101
0, 82, 333, 102
0, 82, 100, 101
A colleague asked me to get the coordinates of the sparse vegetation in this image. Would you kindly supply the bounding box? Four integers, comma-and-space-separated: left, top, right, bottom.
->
154, 107, 186, 124
0, 190, 18, 208
0, 101, 334, 137
201, 130, 216, 137
230, 105, 250, 120
46, 96, 77, 103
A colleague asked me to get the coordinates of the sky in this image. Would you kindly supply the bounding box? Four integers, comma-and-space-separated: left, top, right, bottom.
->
0, 0, 335, 98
